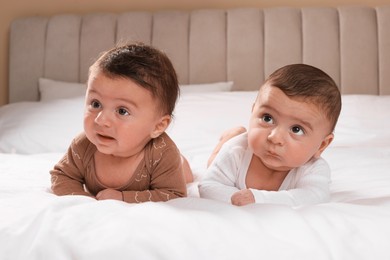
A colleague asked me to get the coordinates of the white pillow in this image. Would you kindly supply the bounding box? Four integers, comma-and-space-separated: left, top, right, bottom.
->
0, 97, 85, 154
39, 78, 86, 101
3, 91, 386, 154
180, 81, 233, 93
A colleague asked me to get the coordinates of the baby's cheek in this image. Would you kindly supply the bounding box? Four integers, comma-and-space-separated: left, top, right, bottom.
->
285, 147, 312, 167
248, 129, 262, 145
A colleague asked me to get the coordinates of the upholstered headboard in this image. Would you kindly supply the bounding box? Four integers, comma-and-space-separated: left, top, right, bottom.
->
9, 6, 390, 102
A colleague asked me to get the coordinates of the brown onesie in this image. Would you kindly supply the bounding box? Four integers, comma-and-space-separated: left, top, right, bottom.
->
50, 132, 187, 203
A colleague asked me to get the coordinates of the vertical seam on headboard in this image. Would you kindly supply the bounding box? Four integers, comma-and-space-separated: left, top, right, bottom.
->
151, 12, 155, 47
78, 15, 83, 83
43, 17, 49, 79
375, 7, 380, 95
261, 9, 265, 82
336, 7, 342, 93
114, 15, 118, 47
187, 11, 192, 84
300, 8, 303, 64
225, 9, 228, 82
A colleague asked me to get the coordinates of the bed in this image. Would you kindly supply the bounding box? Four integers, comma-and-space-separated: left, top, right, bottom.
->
1, 6, 390, 259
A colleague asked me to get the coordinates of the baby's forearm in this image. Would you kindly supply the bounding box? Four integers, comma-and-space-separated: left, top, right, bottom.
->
122, 188, 185, 203
50, 173, 91, 197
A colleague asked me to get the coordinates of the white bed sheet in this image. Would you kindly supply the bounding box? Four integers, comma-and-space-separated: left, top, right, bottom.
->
1, 91, 390, 259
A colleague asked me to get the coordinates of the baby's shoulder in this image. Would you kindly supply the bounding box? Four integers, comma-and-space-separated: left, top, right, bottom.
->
150, 132, 177, 151
221, 132, 249, 152
145, 133, 181, 168
71, 132, 91, 147
147, 133, 180, 160
70, 132, 95, 156
295, 157, 330, 177
214, 132, 249, 166
305, 157, 329, 169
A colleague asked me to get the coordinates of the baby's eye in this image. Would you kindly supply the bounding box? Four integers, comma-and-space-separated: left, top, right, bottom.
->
90, 100, 101, 109
117, 107, 130, 116
291, 126, 305, 136
262, 114, 274, 124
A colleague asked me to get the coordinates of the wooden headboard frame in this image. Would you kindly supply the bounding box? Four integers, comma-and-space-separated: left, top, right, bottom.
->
9, 6, 390, 102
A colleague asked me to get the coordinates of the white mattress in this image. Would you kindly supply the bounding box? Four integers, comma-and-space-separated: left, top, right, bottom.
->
1, 91, 390, 259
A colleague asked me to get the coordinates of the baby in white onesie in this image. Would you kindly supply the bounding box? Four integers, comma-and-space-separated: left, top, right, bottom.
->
199, 64, 341, 207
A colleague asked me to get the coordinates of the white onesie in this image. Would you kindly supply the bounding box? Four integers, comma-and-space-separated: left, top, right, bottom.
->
198, 133, 331, 206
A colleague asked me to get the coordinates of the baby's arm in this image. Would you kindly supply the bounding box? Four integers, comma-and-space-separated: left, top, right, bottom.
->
198, 164, 240, 203
122, 146, 187, 203
50, 139, 92, 197
249, 158, 331, 207
199, 141, 244, 203
95, 164, 187, 202
207, 126, 247, 167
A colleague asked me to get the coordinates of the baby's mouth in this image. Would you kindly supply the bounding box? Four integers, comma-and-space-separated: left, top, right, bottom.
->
97, 133, 115, 141
266, 150, 280, 158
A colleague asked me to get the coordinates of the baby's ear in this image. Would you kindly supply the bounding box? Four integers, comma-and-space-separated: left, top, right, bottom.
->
151, 115, 171, 138
314, 133, 334, 159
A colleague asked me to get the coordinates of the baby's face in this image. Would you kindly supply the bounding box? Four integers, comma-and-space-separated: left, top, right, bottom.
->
248, 84, 334, 172
83, 72, 164, 157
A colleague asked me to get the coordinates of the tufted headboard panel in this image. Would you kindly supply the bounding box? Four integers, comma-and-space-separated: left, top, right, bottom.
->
9, 6, 390, 102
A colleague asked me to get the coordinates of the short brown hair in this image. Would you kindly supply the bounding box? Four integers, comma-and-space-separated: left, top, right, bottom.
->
264, 64, 341, 131
89, 42, 179, 116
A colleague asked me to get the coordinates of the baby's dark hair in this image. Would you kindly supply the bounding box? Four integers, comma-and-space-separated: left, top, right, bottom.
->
90, 42, 179, 116
264, 64, 342, 132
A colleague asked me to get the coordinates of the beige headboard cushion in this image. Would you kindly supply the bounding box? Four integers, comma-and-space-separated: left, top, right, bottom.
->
9, 6, 390, 102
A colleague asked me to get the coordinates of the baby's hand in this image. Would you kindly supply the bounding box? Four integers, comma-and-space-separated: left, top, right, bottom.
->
231, 189, 255, 206
96, 188, 123, 201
